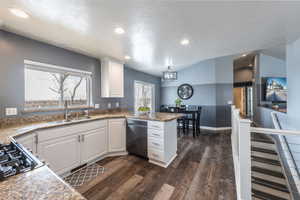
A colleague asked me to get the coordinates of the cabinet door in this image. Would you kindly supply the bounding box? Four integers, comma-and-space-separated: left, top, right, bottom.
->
109, 61, 124, 97
38, 134, 81, 175
108, 119, 126, 152
15, 133, 36, 154
81, 127, 108, 164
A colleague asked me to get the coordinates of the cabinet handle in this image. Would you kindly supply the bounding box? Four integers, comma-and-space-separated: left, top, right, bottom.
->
78, 135, 81, 142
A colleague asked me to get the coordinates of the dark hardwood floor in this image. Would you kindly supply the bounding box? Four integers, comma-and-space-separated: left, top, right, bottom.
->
76, 131, 236, 200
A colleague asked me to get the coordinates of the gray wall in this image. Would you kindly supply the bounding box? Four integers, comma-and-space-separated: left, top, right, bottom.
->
161, 55, 234, 127
0, 30, 161, 118
287, 38, 300, 129
255, 42, 300, 174
283, 38, 300, 178
253, 53, 286, 126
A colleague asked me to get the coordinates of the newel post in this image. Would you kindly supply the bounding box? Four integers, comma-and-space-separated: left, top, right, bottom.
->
238, 118, 252, 200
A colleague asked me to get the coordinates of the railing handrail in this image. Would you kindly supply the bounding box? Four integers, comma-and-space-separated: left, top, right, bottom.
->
251, 127, 300, 136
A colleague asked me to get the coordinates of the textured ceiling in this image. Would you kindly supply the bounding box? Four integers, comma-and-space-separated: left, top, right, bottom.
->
0, 1, 299, 76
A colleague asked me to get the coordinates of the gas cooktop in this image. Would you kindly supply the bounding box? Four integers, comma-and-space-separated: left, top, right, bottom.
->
0, 141, 42, 181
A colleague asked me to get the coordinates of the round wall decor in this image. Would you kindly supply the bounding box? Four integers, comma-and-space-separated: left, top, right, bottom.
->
177, 84, 194, 100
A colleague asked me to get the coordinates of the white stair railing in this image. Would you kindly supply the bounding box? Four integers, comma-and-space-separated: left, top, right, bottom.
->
232, 105, 300, 199
231, 105, 252, 200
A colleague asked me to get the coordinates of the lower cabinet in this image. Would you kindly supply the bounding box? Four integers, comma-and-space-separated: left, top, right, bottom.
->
108, 118, 126, 152
38, 134, 81, 175
16, 118, 127, 175
81, 126, 108, 164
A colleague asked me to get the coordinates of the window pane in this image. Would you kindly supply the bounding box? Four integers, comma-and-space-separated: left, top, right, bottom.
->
25, 68, 61, 109
25, 66, 91, 110
63, 75, 88, 107
134, 82, 154, 112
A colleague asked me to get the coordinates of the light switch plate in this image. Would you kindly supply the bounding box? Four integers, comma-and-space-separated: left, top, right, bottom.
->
116, 102, 119, 108
95, 104, 100, 109
227, 101, 233, 105
6, 107, 18, 116
107, 103, 111, 109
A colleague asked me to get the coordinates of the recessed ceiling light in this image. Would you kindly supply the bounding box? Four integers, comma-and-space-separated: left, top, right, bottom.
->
10, 8, 29, 19
124, 55, 131, 60
114, 27, 125, 34
242, 54, 247, 57
181, 39, 190, 46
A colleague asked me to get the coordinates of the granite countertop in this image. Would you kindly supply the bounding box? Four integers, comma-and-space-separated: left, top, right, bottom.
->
0, 166, 86, 200
126, 112, 183, 121
0, 111, 182, 200
0, 112, 182, 144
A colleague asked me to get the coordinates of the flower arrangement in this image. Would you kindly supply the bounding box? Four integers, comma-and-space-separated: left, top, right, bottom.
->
175, 98, 182, 107
138, 106, 150, 114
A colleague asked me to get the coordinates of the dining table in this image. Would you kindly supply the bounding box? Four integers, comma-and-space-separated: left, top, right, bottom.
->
163, 106, 201, 137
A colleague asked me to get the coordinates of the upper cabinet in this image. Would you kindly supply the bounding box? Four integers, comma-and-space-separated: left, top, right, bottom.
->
101, 59, 124, 98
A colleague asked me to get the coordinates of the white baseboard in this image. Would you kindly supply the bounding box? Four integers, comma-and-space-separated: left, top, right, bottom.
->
149, 153, 177, 168
200, 126, 231, 131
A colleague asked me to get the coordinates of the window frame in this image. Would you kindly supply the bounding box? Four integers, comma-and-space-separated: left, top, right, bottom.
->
134, 80, 155, 112
24, 60, 93, 111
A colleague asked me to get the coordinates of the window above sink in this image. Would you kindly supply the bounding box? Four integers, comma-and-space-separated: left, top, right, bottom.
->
24, 60, 93, 111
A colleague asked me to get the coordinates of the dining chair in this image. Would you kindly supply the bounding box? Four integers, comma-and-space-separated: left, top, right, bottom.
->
195, 106, 202, 135
185, 105, 202, 136
168, 107, 187, 136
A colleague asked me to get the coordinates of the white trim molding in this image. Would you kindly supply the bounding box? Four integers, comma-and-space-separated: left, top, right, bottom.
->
24, 59, 92, 76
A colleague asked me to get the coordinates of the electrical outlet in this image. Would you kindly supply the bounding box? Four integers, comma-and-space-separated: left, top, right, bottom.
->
107, 103, 111, 109
6, 107, 18, 116
95, 104, 100, 109
116, 102, 120, 108
227, 101, 233, 105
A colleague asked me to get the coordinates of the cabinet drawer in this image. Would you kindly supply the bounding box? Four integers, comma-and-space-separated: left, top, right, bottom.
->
148, 121, 164, 130
148, 137, 164, 150
148, 148, 164, 162
148, 128, 164, 139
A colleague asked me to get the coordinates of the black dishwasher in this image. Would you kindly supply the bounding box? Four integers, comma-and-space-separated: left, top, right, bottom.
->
126, 119, 148, 159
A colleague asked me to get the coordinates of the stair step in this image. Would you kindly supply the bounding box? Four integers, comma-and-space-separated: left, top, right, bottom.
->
252, 151, 278, 161
251, 137, 275, 144
252, 171, 287, 185
252, 156, 281, 166
252, 166, 285, 179
252, 161, 282, 173
252, 189, 290, 200
252, 141, 276, 151
251, 147, 278, 155
252, 184, 290, 200
252, 176, 289, 193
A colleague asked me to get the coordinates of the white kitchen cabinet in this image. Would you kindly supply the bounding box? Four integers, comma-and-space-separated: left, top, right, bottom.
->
15, 133, 37, 154
38, 134, 81, 175
101, 59, 124, 98
17, 119, 126, 175
108, 118, 126, 152
81, 126, 108, 164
